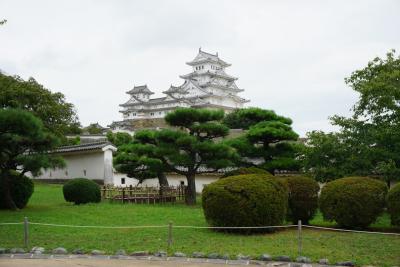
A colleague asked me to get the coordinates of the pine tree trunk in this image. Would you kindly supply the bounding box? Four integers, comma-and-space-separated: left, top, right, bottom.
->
157, 172, 169, 186
0, 172, 17, 210
185, 173, 196, 205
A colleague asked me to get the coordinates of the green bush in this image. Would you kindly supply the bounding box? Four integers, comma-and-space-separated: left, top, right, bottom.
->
320, 176, 387, 229
0, 171, 34, 209
63, 178, 101, 205
202, 174, 288, 231
221, 167, 271, 178
387, 183, 400, 226
281, 176, 320, 224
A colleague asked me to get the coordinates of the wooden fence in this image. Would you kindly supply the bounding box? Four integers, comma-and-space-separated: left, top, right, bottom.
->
101, 185, 186, 204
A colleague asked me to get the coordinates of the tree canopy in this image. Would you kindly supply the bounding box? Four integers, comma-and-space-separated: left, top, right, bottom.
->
303, 50, 400, 182
117, 108, 237, 205
224, 107, 300, 174
0, 73, 79, 137
0, 109, 64, 209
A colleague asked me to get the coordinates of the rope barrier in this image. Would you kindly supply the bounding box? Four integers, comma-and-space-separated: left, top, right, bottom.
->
303, 225, 400, 236
0, 222, 24, 225
1, 221, 400, 236
177, 225, 295, 229
28, 222, 169, 229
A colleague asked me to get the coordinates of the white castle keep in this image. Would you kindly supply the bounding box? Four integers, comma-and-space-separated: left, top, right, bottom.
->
110, 49, 249, 133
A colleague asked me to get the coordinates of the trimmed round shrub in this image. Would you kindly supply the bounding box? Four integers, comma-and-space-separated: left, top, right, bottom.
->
202, 174, 288, 231
220, 167, 271, 178
387, 183, 400, 226
281, 176, 320, 224
0, 171, 34, 209
63, 178, 101, 205
320, 176, 387, 229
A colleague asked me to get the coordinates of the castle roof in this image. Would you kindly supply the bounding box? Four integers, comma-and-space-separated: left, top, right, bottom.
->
186, 48, 231, 67
180, 70, 237, 81
163, 85, 189, 95
126, 85, 154, 95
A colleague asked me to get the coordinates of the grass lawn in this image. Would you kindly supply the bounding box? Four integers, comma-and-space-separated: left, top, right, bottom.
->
0, 183, 399, 266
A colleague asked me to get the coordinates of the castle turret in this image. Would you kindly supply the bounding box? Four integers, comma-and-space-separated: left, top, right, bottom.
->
126, 84, 154, 102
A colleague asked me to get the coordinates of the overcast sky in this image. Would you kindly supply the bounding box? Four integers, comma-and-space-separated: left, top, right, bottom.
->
1, 0, 399, 136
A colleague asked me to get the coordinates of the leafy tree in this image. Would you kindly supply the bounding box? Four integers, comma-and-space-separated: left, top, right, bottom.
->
84, 123, 105, 134
130, 108, 237, 205
301, 131, 349, 182
303, 50, 400, 183
106, 131, 133, 147
0, 109, 64, 209
0, 19, 6, 25
224, 108, 300, 174
0, 73, 79, 137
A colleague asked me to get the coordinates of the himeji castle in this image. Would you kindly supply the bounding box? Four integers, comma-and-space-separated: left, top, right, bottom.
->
109, 49, 249, 133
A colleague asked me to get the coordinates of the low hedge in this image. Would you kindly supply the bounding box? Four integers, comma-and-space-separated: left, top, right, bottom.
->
320, 176, 387, 229
388, 183, 400, 226
202, 174, 288, 231
281, 176, 319, 224
0, 171, 34, 209
220, 167, 271, 178
63, 178, 101, 205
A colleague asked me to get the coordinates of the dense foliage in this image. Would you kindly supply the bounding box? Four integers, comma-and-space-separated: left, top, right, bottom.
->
113, 141, 169, 186
387, 183, 400, 226
0, 109, 63, 209
106, 131, 133, 147
220, 167, 271, 178
224, 107, 300, 174
63, 178, 101, 205
0, 73, 79, 137
84, 123, 105, 134
320, 177, 387, 229
303, 51, 400, 182
0, 171, 34, 209
281, 176, 320, 224
202, 174, 288, 231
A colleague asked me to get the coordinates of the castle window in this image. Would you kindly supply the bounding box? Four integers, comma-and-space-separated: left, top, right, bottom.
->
159, 112, 162, 115
83, 169, 87, 176
121, 178, 125, 185
150, 112, 154, 116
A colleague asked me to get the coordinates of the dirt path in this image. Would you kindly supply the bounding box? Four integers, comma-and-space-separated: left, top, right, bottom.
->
0, 258, 231, 267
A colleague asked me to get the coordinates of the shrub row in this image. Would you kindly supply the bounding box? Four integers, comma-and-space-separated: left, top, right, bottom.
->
203, 170, 399, 230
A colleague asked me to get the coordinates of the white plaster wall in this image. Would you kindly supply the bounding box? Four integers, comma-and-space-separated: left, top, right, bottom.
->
34, 151, 105, 180
113, 172, 219, 193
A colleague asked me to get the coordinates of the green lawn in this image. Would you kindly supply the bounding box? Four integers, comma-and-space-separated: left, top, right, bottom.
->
0, 183, 399, 266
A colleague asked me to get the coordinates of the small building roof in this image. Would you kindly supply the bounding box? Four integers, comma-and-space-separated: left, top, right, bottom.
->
51, 141, 117, 154
126, 85, 154, 95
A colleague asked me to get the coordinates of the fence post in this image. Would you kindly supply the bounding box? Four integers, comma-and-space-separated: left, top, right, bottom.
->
122, 187, 125, 204
167, 221, 173, 249
297, 220, 302, 256
24, 217, 29, 248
